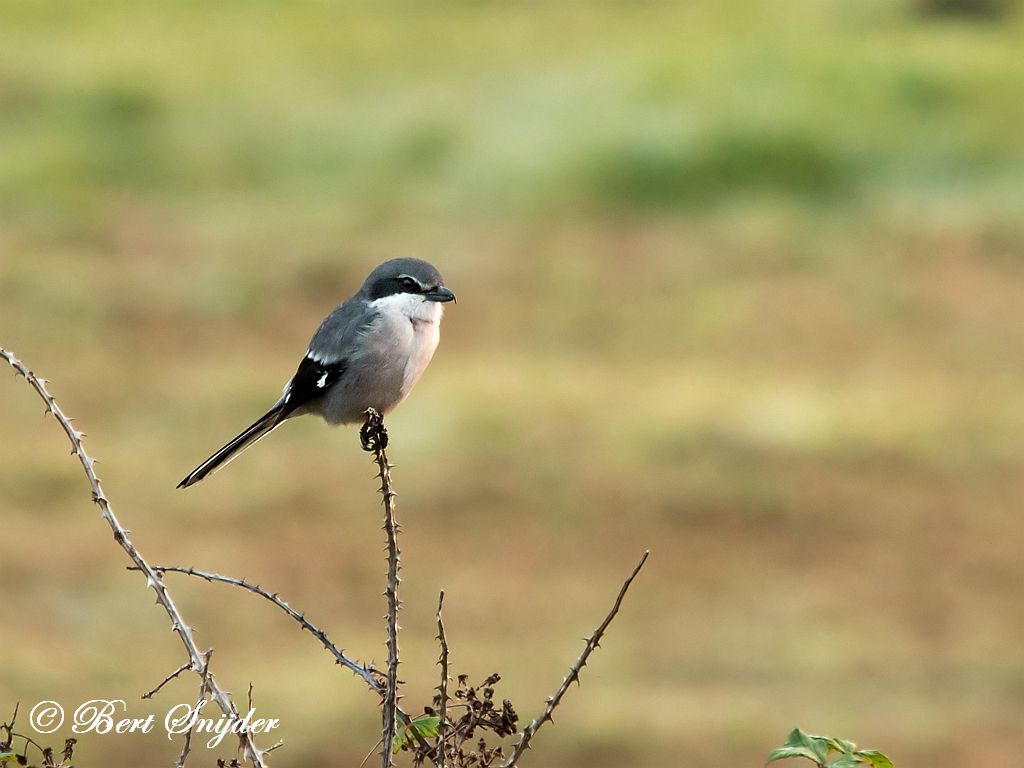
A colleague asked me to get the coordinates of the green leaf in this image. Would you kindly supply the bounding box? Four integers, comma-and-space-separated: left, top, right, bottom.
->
784, 729, 829, 763
768, 746, 825, 764
821, 736, 857, 755
855, 749, 896, 768
829, 756, 864, 768
392, 715, 442, 753
410, 715, 441, 739
0, 754, 20, 765
783, 728, 809, 747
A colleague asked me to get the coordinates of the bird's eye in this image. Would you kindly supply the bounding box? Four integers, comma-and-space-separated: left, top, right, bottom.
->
400, 277, 419, 292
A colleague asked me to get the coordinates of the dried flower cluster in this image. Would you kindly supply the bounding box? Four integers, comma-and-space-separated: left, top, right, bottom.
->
450, 674, 519, 739
402, 673, 520, 767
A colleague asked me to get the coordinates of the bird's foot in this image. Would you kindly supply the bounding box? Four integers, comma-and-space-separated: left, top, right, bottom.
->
360, 408, 388, 452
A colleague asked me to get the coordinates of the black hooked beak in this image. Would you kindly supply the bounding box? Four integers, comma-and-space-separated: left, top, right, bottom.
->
425, 286, 456, 303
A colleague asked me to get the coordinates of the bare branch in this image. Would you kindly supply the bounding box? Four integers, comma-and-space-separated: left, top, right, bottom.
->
132, 564, 383, 692
436, 591, 450, 768
1, 346, 268, 767
501, 550, 650, 768
361, 408, 401, 768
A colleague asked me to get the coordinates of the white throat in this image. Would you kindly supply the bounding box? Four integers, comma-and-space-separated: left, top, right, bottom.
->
370, 292, 444, 326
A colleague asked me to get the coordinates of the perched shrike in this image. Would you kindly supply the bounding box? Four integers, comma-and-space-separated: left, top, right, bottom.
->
178, 258, 455, 488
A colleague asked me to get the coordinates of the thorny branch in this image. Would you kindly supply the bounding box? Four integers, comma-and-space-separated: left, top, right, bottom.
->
1, 346, 268, 768
130, 564, 384, 691
436, 591, 450, 768
500, 551, 650, 767
361, 408, 402, 768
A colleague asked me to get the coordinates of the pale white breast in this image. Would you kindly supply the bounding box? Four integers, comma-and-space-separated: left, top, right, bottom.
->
366, 292, 444, 399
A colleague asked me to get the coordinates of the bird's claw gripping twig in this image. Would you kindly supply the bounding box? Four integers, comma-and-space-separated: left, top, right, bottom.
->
361, 408, 389, 452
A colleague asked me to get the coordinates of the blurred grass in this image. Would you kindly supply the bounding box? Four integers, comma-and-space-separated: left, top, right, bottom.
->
2, 1, 1024, 767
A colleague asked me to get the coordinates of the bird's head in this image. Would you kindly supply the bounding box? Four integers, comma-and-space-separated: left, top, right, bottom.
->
362, 258, 456, 304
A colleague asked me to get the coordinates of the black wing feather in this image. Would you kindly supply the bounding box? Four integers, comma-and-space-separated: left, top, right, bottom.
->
277, 355, 347, 422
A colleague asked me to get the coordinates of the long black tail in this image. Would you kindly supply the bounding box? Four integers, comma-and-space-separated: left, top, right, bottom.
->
177, 405, 285, 488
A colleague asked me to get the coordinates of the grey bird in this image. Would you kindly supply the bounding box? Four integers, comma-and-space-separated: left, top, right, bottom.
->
178, 258, 455, 488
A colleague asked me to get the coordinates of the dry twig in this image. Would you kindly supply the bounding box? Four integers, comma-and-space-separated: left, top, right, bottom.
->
143, 662, 191, 700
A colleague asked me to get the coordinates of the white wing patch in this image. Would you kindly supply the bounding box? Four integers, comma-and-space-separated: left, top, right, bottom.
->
316, 372, 329, 388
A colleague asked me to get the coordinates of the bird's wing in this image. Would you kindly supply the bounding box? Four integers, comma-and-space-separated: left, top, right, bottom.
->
276, 298, 378, 421
276, 354, 347, 421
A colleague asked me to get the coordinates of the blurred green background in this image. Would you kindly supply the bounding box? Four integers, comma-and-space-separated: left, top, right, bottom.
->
2, 1, 1023, 766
